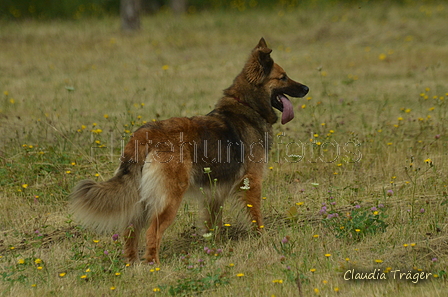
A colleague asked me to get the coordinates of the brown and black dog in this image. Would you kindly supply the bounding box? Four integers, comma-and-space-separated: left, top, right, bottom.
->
70, 38, 309, 264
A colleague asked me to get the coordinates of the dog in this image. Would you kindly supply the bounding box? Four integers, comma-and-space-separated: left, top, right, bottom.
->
69, 38, 309, 264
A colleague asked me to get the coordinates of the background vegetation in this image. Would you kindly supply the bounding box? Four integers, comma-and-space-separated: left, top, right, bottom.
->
0, 0, 434, 19
1, 0, 447, 296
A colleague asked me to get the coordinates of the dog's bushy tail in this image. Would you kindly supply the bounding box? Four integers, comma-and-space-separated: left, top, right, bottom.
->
69, 162, 145, 233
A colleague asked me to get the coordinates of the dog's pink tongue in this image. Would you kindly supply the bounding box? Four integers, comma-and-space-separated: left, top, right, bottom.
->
279, 95, 294, 124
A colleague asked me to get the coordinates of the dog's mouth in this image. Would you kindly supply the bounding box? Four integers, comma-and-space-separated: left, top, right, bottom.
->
272, 94, 295, 125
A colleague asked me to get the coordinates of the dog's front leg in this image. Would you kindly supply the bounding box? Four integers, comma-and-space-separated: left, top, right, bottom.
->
123, 224, 141, 263
242, 176, 264, 232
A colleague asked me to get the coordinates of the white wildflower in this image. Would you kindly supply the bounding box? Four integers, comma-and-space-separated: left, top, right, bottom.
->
240, 177, 250, 190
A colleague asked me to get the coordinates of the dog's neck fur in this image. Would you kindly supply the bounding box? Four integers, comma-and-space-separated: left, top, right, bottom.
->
232, 95, 250, 107
222, 83, 278, 125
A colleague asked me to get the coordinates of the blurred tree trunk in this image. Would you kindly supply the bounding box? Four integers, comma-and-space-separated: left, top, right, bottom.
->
121, 0, 141, 31
170, 0, 187, 14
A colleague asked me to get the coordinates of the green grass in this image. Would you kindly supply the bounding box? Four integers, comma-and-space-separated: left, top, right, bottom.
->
1, 2, 448, 296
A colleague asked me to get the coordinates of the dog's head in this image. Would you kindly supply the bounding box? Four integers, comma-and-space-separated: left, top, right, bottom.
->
243, 38, 309, 124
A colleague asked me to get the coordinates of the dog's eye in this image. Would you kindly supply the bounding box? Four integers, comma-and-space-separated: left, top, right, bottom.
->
279, 75, 288, 81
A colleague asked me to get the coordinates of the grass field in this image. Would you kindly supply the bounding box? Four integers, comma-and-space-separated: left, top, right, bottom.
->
1, 1, 448, 296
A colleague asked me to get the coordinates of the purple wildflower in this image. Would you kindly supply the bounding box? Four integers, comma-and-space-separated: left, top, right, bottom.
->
319, 206, 328, 215
327, 213, 339, 219
387, 190, 393, 196
112, 234, 119, 241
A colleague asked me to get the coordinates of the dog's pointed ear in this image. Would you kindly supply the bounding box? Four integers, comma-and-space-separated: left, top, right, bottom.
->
244, 38, 274, 84
254, 37, 273, 68
255, 37, 270, 52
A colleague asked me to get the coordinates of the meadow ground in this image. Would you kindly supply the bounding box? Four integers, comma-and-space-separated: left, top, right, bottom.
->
1, 1, 447, 296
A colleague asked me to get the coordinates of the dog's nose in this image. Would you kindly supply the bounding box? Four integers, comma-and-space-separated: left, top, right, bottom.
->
301, 85, 309, 96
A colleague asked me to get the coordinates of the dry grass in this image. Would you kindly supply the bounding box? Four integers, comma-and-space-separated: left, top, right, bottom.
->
1, 2, 448, 296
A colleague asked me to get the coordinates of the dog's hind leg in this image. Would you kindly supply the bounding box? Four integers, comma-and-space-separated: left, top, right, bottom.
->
144, 200, 182, 264
142, 162, 190, 264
